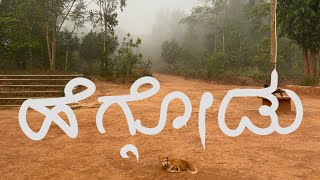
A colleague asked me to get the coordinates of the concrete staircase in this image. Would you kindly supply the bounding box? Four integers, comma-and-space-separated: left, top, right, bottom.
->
0, 75, 83, 107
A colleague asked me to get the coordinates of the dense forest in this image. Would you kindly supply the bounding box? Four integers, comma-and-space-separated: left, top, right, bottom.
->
0, 0, 319, 85
148, 0, 320, 85
0, 0, 151, 79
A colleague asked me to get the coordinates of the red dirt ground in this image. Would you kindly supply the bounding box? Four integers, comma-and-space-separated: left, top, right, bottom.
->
0, 73, 319, 179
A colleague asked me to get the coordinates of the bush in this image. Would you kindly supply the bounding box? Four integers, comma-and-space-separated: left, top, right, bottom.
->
242, 66, 267, 80
206, 53, 226, 77
300, 76, 318, 86
113, 34, 152, 79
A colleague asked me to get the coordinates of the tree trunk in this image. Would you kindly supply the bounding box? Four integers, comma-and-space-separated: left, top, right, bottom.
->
28, 46, 32, 70
222, 31, 225, 53
270, 0, 277, 70
51, 25, 57, 71
317, 52, 319, 78
214, 33, 217, 53
46, 24, 52, 69
214, 14, 217, 53
25, 19, 35, 70
239, 33, 243, 72
302, 47, 309, 77
103, 32, 106, 69
103, 21, 108, 74
65, 46, 69, 71
222, 4, 225, 54
309, 48, 317, 80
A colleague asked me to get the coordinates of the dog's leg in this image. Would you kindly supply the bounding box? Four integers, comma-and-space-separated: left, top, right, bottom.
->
167, 164, 180, 173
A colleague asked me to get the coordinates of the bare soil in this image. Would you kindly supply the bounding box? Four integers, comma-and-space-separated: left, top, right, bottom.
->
1, 73, 319, 180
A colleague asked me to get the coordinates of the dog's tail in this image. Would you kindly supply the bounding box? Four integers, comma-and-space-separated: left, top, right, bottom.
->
187, 167, 197, 174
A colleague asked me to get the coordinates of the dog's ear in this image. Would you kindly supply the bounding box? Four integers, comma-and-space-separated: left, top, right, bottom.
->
166, 157, 169, 160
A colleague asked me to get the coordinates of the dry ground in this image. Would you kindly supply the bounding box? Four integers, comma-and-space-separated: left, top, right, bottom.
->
0, 73, 319, 180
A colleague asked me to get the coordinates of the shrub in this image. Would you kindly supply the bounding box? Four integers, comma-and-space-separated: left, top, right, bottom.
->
206, 52, 226, 77
300, 76, 318, 86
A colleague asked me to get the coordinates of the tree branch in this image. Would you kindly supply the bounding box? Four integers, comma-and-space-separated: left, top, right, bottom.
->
58, 0, 77, 31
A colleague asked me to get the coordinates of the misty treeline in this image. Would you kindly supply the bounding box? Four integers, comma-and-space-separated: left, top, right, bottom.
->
0, 0, 151, 79
152, 0, 319, 84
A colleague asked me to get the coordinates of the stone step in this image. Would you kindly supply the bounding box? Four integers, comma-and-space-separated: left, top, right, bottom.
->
0, 79, 71, 85
0, 103, 81, 109
0, 74, 85, 107
0, 74, 83, 79
0, 85, 66, 91
0, 97, 81, 106
0, 97, 52, 106
0, 91, 64, 98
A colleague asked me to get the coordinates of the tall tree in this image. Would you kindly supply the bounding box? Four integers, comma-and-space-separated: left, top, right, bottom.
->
89, 0, 127, 75
0, 0, 47, 70
278, 0, 320, 80
79, 31, 118, 74
59, 30, 80, 71
270, 0, 277, 70
41, 0, 85, 71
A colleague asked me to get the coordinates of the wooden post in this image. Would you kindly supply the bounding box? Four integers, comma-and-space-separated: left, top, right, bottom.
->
270, 0, 277, 71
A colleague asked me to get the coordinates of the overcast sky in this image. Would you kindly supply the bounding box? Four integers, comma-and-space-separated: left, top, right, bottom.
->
116, 0, 199, 35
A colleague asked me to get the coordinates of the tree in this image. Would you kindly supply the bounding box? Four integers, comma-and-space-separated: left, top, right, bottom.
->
161, 40, 183, 67
14, 0, 43, 69
206, 52, 226, 77
89, 0, 127, 75
0, 0, 151, 77
181, 0, 228, 54
278, 0, 320, 80
270, 0, 277, 70
157, 0, 302, 81
115, 33, 143, 77
0, 0, 48, 70
41, 0, 85, 71
79, 31, 118, 74
59, 30, 80, 71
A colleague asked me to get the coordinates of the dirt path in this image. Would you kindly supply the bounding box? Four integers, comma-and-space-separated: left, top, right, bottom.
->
1, 73, 319, 179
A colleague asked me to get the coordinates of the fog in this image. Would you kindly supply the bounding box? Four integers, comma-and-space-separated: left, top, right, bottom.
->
116, 0, 199, 35
0, 0, 310, 82
68, 0, 200, 64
